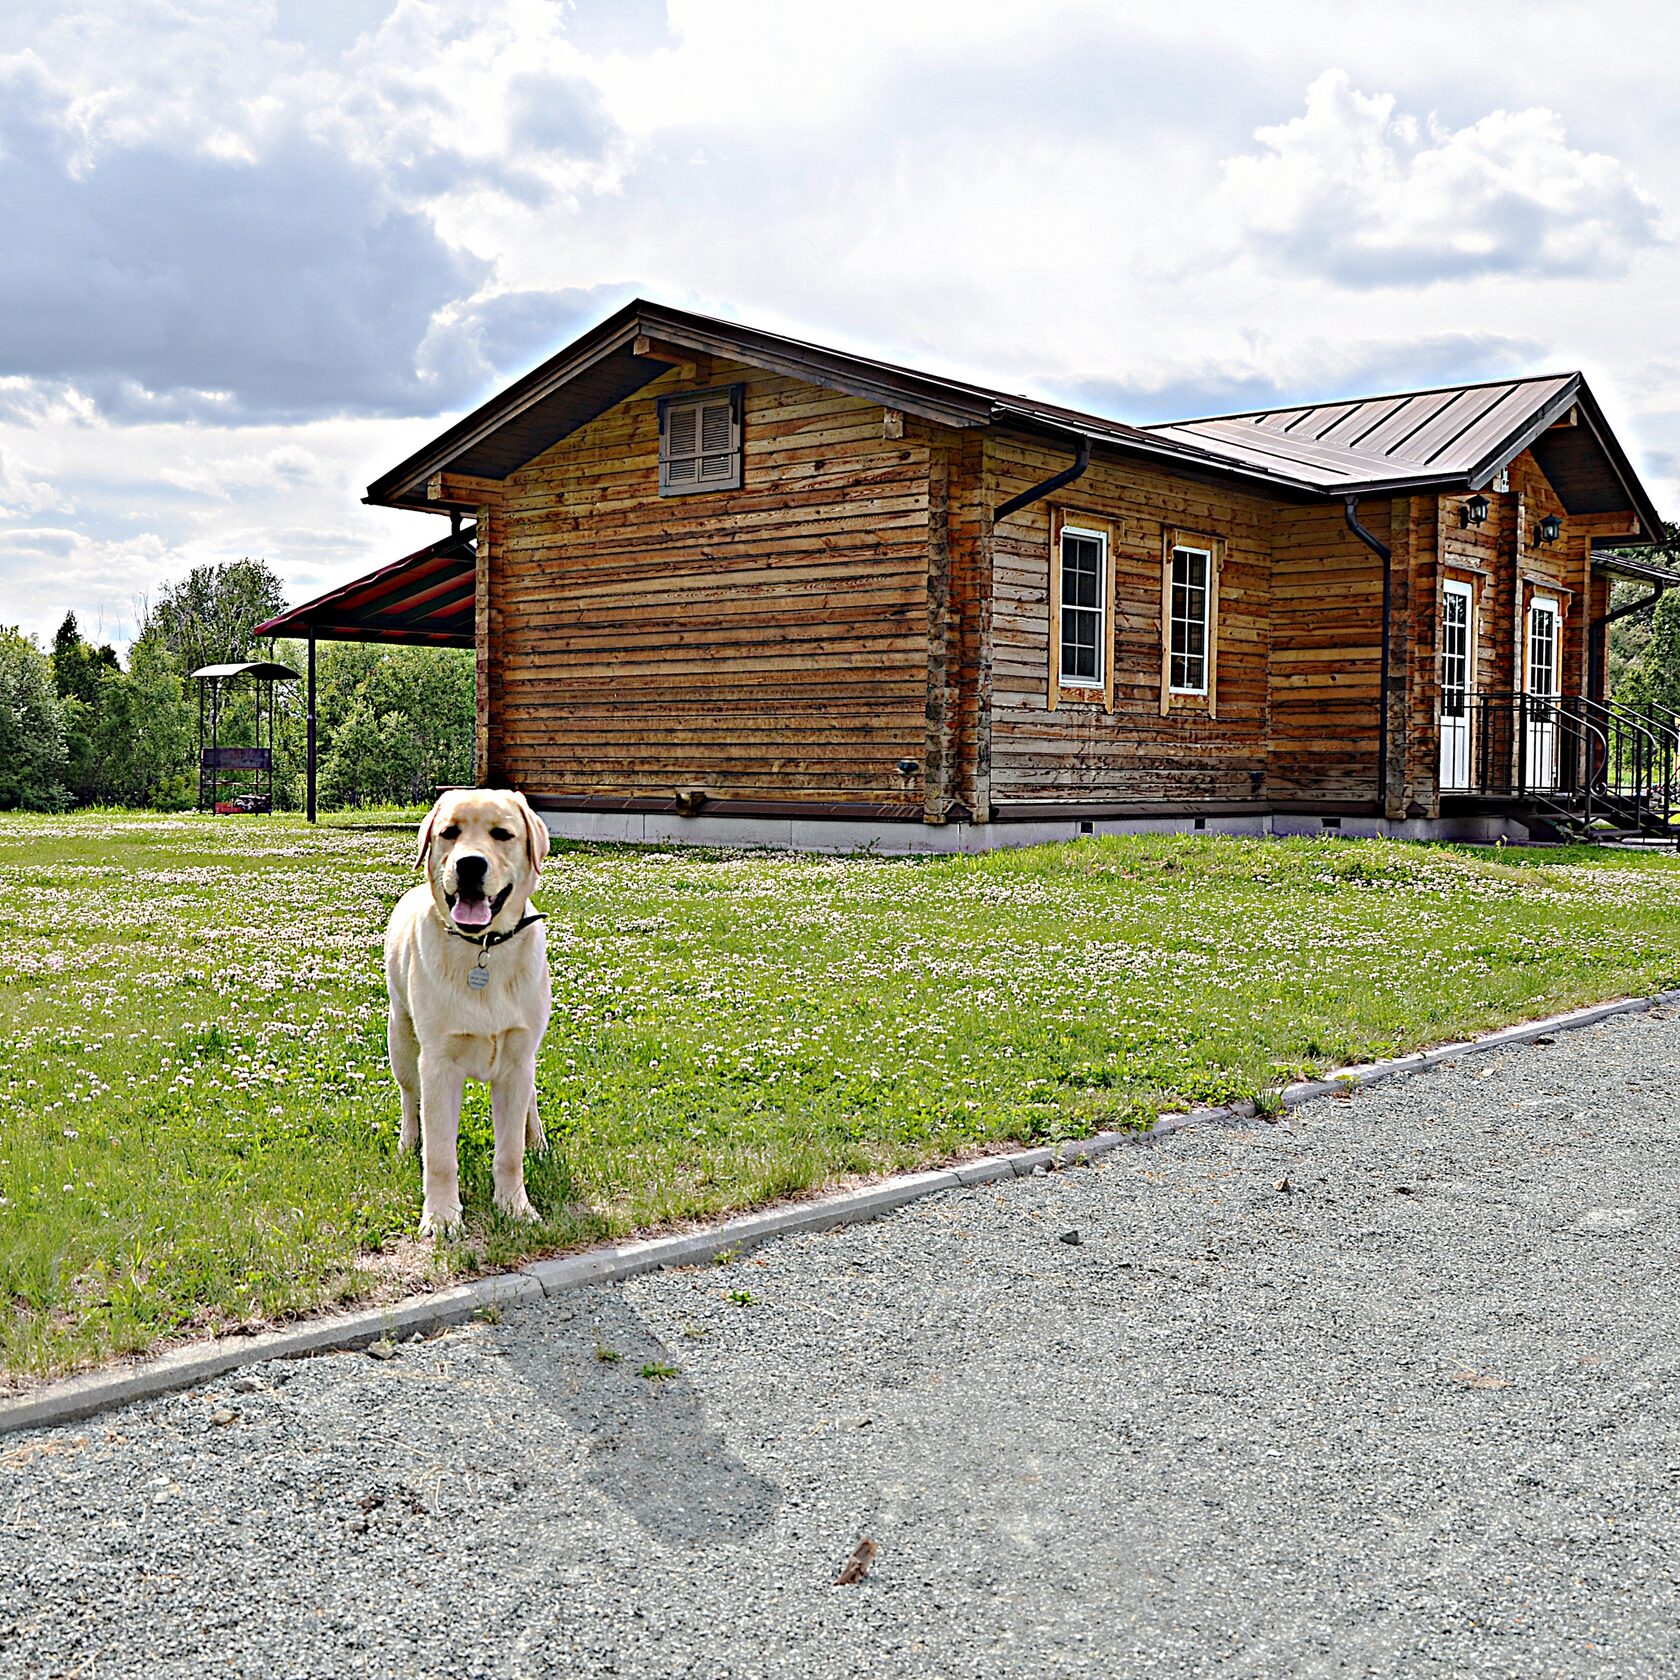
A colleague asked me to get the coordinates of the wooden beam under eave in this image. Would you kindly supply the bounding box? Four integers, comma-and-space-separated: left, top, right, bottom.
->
428, 470, 506, 508
632, 334, 690, 364
1573, 512, 1642, 537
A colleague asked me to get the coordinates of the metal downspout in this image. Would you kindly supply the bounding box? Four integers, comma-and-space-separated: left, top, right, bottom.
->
993, 435, 1091, 523
1343, 495, 1394, 811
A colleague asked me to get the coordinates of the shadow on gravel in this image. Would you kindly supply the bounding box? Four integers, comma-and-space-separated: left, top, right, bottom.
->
504, 1295, 779, 1544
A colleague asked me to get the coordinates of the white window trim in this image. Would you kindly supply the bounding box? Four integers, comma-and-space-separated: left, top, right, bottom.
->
658, 384, 743, 496
1526, 594, 1561, 698
1167, 542, 1214, 697
1057, 523, 1108, 691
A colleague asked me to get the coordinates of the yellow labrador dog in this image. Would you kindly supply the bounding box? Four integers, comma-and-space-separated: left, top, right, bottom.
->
385, 789, 552, 1236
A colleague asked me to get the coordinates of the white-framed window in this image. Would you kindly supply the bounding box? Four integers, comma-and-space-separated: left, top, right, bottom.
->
1058, 524, 1107, 688
1168, 542, 1213, 694
658, 385, 742, 495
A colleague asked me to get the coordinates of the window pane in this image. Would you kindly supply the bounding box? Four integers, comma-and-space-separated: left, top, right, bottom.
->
1169, 546, 1211, 692
1061, 606, 1099, 681
1059, 531, 1105, 685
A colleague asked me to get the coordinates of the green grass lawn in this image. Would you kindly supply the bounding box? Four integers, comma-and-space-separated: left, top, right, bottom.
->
4, 811, 1679, 1382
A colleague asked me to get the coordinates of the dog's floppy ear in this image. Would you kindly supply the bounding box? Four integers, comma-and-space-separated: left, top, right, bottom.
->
415, 795, 447, 871
513, 790, 550, 874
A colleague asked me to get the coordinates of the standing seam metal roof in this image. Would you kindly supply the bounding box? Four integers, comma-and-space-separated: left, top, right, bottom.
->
363, 301, 1659, 538
1143, 374, 1580, 491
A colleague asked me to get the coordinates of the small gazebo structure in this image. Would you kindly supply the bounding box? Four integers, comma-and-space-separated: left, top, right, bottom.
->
191, 660, 299, 813
253, 525, 476, 821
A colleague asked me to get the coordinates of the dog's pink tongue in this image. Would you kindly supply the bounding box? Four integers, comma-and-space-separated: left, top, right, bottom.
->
453, 897, 492, 928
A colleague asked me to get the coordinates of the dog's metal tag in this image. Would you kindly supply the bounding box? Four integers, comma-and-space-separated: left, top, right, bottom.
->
468, 957, 490, 991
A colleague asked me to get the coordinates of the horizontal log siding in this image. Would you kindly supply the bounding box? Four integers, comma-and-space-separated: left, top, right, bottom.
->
984, 433, 1273, 807
490, 360, 929, 802
1438, 485, 1509, 703
1266, 499, 1391, 803
1437, 448, 1590, 714
1510, 449, 1587, 702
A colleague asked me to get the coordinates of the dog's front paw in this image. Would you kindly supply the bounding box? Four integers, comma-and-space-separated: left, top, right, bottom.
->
494, 1188, 539, 1224
418, 1202, 463, 1239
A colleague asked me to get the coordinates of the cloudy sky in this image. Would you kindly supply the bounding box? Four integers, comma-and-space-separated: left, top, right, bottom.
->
4, 0, 1676, 648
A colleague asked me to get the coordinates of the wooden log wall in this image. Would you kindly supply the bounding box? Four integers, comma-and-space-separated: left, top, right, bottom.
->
1265, 499, 1389, 804
1436, 447, 1594, 704
472, 358, 1623, 823
485, 359, 931, 804
985, 430, 1273, 808
1509, 448, 1587, 701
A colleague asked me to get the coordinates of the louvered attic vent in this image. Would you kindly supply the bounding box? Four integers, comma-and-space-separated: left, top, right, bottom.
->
658, 384, 743, 495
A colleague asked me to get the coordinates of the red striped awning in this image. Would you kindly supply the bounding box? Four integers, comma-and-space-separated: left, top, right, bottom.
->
255, 528, 475, 647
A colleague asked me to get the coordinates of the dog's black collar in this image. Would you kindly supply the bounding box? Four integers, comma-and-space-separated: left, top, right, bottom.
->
442, 911, 546, 952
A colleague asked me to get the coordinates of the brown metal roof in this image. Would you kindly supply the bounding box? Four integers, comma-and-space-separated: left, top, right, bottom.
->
363, 299, 1288, 512
1145, 375, 1579, 490
1589, 550, 1680, 588
1144, 373, 1660, 536
364, 301, 1662, 538
254, 529, 476, 648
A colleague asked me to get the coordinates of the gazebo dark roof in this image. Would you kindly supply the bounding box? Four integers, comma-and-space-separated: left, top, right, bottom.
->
254, 527, 476, 648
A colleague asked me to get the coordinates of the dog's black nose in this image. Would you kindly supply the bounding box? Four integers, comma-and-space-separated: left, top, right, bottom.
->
455, 854, 488, 888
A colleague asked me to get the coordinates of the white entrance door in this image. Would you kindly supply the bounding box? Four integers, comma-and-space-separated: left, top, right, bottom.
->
1525, 596, 1561, 790
1439, 579, 1474, 791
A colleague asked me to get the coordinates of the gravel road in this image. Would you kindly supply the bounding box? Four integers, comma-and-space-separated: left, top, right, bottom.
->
5, 1007, 1679, 1680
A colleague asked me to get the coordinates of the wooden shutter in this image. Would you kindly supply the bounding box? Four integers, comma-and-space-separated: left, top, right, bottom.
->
664, 403, 700, 486
659, 385, 744, 495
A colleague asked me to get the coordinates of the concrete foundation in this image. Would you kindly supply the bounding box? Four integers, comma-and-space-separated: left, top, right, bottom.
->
537, 808, 1533, 855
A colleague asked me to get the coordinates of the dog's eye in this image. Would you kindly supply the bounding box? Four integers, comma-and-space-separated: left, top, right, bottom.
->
490, 827, 514, 841
440, 825, 460, 840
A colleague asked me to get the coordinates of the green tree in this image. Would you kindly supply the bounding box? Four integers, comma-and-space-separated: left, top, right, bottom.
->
1610, 521, 1680, 704
318, 697, 387, 809
277, 640, 473, 811
90, 639, 196, 808
0, 629, 71, 810
141, 560, 288, 676
51, 612, 117, 705
50, 613, 120, 803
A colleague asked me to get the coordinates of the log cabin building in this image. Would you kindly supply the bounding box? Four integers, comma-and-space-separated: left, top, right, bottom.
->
264, 300, 1675, 850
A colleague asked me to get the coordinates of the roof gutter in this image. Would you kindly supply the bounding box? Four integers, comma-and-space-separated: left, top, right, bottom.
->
1343, 496, 1394, 812
993, 433, 1090, 524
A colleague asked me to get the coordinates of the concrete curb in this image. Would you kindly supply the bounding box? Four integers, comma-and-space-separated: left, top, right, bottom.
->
5, 985, 1675, 1437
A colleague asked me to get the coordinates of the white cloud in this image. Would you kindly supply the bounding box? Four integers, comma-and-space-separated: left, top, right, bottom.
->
4, 4, 1680, 648
0, 447, 63, 515
1219, 69, 1663, 285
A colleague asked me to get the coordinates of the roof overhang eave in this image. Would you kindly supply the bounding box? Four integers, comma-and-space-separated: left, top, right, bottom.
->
365, 302, 999, 511
1589, 549, 1680, 586
986, 404, 1333, 500
1461, 376, 1662, 540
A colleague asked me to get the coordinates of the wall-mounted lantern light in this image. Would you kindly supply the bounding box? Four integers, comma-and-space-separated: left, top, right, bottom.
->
1535, 513, 1562, 545
1460, 494, 1491, 528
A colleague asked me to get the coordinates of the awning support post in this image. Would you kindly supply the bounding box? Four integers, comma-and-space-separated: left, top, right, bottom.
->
306, 635, 318, 825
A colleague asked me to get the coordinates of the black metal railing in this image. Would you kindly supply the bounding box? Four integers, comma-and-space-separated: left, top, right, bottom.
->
1445, 692, 1679, 843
